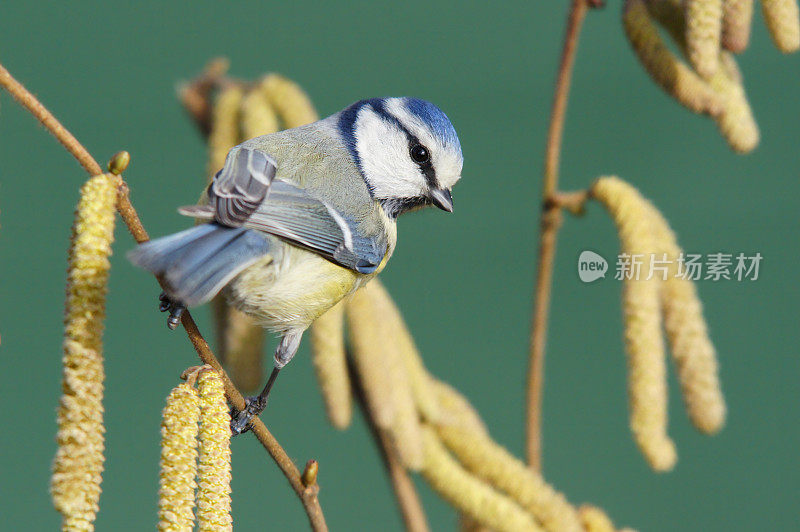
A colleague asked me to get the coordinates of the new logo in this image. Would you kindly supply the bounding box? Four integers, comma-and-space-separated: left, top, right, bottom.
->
578, 250, 608, 283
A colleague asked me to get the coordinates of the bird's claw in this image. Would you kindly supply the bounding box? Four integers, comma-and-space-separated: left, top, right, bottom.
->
229, 395, 268, 436
158, 292, 186, 330
158, 292, 171, 313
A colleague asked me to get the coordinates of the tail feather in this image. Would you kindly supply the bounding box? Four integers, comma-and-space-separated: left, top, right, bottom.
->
128, 223, 270, 306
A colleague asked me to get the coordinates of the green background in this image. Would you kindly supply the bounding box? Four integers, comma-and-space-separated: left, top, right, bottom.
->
1, 2, 797, 530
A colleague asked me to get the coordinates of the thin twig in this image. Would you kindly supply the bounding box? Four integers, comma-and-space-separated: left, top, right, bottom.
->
180, 318, 328, 531
0, 64, 102, 175
525, 0, 601, 470
547, 189, 590, 216
0, 62, 328, 532
348, 356, 431, 532
176, 57, 231, 137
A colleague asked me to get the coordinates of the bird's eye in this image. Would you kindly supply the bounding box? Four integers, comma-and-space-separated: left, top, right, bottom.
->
410, 144, 430, 164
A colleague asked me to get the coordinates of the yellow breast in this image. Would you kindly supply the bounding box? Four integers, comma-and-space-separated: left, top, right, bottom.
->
226, 246, 360, 333
226, 209, 397, 334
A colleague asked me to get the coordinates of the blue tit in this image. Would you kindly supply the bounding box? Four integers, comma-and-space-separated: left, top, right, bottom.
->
129, 97, 463, 433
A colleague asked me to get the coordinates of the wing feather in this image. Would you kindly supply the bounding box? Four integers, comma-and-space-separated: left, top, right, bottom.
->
249, 182, 385, 273
208, 146, 277, 226
179, 174, 385, 274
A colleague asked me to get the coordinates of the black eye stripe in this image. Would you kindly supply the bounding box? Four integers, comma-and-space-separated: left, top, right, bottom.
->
366, 100, 440, 189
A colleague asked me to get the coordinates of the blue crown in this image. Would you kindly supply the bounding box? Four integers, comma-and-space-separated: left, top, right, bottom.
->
403, 97, 461, 155
338, 97, 462, 175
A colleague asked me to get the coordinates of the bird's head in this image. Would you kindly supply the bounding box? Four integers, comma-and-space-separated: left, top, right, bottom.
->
338, 97, 463, 218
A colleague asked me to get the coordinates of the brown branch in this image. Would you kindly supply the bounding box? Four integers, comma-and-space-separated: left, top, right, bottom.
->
0, 64, 102, 175
525, 0, 602, 470
0, 62, 328, 532
547, 189, 590, 216
348, 356, 431, 532
180, 318, 327, 531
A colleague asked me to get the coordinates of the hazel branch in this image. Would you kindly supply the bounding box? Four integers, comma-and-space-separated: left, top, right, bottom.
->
0, 61, 328, 532
526, 0, 602, 470
0, 64, 102, 175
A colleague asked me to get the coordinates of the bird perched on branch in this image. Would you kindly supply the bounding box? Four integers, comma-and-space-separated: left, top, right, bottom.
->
129, 97, 463, 434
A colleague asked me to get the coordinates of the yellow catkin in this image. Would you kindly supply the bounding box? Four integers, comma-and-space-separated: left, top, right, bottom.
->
207, 82, 267, 393
207, 84, 243, 181
685, 0, 724, 78
710, 53, 760, 152
761, 0, 800, 52
158, 383, 201, 531
431, 379, 489, 438
648, 0, 760, 152
310, 301, 353, 430
591, 177, 677, 472
216, 307, 265, 393
241, 81, 280, 139
386, 350, 425, 471
52, 174, 117, 531
420, 428, 543, 532
261, 73, 319, 128
644, 204, 727, 434
346, 282, 424, 470
661, 279, 726, 433
436, 424, 582, 532
623, 0, 723, 116
386, 353, 425, 470
579, 505, 619, 532
722, 0, 754, 52
346, 288, 397, 428
196, 371, 232, 531
368, 279, 442, 423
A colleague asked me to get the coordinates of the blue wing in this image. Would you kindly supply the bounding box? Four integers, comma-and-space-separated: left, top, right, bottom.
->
180, 176, 386, 274
252, 181, 385, 273
127, 223, 271, 306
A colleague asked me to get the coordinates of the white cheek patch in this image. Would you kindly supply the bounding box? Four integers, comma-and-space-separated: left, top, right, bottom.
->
433, 154, 462, 189
354, 106, 426, 200
383, 99, 463, 190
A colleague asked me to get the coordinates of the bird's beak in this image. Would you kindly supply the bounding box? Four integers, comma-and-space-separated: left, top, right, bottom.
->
429, 188, 454, 213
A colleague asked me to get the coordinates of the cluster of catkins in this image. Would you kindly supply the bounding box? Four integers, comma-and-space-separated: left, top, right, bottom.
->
49, 56, 741, 531
53, 171, 233, 532
157, 368, 232, 532
314, 280, 635, 532
623, 0, 799, 152
591, 176, 726, 472
198, 66, 635, 531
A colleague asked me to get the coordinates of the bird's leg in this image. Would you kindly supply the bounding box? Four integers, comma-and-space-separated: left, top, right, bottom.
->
229, 330, 303, 435
158, 291, 186, 330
